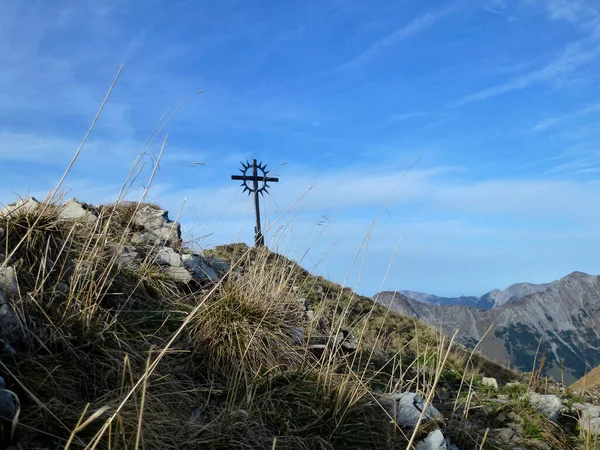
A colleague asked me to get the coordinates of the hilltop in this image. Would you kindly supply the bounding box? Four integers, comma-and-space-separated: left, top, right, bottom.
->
0, 197, 597, 449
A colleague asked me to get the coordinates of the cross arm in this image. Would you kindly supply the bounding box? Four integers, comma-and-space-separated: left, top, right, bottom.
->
231, 175, 279, 182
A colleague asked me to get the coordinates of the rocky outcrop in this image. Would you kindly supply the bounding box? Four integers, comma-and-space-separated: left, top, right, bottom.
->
132, 205, 181, 247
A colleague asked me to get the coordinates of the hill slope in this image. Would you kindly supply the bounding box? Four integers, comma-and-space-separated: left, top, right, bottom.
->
375, 272, 600, 383
571, 365, 600, 393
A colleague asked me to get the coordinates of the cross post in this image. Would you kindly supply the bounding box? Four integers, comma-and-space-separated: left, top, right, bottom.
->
231, 159, 279, 247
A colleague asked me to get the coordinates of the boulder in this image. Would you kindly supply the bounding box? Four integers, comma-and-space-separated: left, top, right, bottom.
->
289, 327, 304, 345
182, 254, 219, 282
166, 266, 193, 284
0, 268, 18, 296
107, 244, 138, 265
155, 247, 183, 267
0, 339, 15, 357
205, 257, 231, 275
0, 197, 40, 218
416, 429, 446, 450
382, 392, 443, 429
58, 199, 97, 222
0, 376, 17, 439
0, 290, 21, 348
527, 393, 563, 421
133, 206, 181, 247
482, 377, 498, 390
573, 403, 600, 436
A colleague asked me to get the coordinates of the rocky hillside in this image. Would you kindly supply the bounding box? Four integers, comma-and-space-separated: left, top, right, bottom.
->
0, 196, 597, 449
399, 280, 557, 310
375, 272, 600, 384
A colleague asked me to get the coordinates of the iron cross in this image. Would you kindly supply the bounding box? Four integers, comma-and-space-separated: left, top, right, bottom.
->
231, 159, 279, 247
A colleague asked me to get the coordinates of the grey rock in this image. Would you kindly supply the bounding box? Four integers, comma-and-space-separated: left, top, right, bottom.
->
573, 403, 600, 436
527, 393, 563, 421
482, 377, 498, 390
58, 198, 97, 223
0, 291, 21, 348
120, 246, 139, 265
0, 197, 40, 218
107, 244, 138, 265
0, 268, 18, 296
205, 257, 231, 275
182, 254, 219, 282
166, 266, 193, 284
0, 376, 16, 426
0, 340, 15, 357
445, 438, 459, 450
155, 247, 183, 267
416, 429, 446, 450
382, 392, 443, 429
133, 206, 181, 246
496, 427, 515, 441
289, 327, 304, 345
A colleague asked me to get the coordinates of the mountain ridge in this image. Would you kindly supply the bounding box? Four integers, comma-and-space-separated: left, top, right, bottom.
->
374, 271, 600, 384
396, 278, 559, 310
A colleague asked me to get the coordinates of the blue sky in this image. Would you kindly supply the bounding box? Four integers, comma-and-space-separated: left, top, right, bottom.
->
1, 0, 600, 297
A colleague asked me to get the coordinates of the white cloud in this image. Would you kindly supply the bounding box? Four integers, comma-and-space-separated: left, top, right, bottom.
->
342, 7, 455, 69
453, 40, 600, 106
533, 103, 600, 131
545, 0, 599, 28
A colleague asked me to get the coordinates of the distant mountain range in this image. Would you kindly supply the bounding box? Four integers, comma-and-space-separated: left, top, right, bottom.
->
374, 272, 600, 384
398, 280, 557, 310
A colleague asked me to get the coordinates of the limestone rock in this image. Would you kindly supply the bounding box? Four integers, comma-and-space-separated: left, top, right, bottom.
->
0, 376, 16, 444
416, 429, 446, 450
59, 199, 97, 222
573, 403, 600, 436
1, 197, 40, 218
182, 254, 219, 282
382, 392, 443, 429
289, 327, 304, 345
0, 268, 18, 296
482, 377, 498, 390
107, 244, 138, 265
166, 266, 193, 284
0, 291, 21, 348
155, 247, 183, 267
0, 339, 15, 357
205, 257, 231, 275
496, 427, 515, 441
527, 393, 563, 421
133, 206, 181, 246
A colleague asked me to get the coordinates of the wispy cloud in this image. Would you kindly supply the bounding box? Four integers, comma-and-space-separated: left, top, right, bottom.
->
545, 0, 599, 27
452, 40, 600, 106
342, 7, 455, 69
484, 0, 507, 15
534, 102, 600, 131
370, 112, 430, 129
